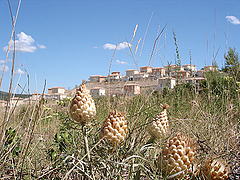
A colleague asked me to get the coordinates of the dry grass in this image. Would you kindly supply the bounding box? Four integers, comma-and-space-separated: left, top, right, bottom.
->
0, 87, 239, 179
0, 2, 239, 178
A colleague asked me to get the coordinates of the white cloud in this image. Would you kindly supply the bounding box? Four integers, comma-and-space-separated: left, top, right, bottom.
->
0, 60, 5, 64
116, 60, 128, 64
103, 43, 116, 50
103, 42, 131, 50
3, 32, 46, 53
15, 68, 26, 75
0, 65, 9, 72
226, 16, 240, 25
38, 44, 46, 49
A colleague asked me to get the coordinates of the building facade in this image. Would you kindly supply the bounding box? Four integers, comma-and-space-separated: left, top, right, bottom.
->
158, 77, 176, 90
48, 87, 65, 94
123, 84, 141, 95
90, 88, 106, 97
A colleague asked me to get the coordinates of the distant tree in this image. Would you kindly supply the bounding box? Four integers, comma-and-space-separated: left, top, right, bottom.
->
223, 48, 240, 81
200, 71, 238, 99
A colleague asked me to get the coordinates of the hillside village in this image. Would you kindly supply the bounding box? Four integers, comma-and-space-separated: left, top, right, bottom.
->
0, 64, 218, 108
86, 64, 217, 97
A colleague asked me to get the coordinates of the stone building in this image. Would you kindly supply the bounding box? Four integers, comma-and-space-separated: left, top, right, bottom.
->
90, 87, 106, 97
123, 84, 141, 95
158, 77, 176, 90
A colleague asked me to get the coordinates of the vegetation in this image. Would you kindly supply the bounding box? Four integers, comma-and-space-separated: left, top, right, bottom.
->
0, 90, 31, 100
173, 31, 181, 66
0, 0, 239, 178
223, 48, 240, 81
0, 59, 239, 179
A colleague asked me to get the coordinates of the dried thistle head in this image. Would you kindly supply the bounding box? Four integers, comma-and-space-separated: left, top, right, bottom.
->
147, 104, 170, 139
100, 111, 128, 146
202, 158, 229, 180
158, 133, 198, 179
69, 84, 96, 125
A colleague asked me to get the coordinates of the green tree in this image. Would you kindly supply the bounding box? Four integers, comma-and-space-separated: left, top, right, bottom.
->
223, 48, 240, 81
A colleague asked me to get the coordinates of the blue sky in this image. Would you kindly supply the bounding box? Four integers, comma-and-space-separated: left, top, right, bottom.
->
0, 0, 239, 92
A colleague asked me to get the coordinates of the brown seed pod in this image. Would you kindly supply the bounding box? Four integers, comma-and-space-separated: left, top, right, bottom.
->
69, 84, 96, 125
158, 133, 198, 179
100, 111, 128, 146
202, 158, 229, 180
147, 104, 170, 139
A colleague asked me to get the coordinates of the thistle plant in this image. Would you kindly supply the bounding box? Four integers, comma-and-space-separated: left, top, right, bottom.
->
158, 133, 198, 179
100, 111, 128, 146
69, 83, 96, 178
202, 158, 229, 180
147, 104, 170, 140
